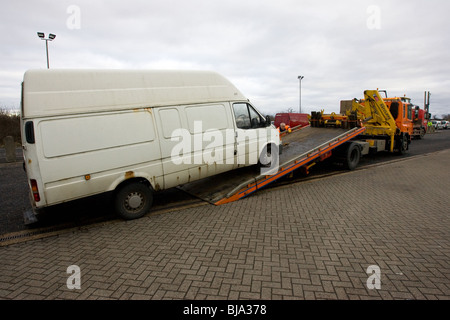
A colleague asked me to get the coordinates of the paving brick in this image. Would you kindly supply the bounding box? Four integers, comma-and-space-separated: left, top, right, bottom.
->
1, 150, 449, 300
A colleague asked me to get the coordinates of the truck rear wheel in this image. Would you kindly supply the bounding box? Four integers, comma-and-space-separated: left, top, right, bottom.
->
114, 182, 153, 220
344, 143, 361, 170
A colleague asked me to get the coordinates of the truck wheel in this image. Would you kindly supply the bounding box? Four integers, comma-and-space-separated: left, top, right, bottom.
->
420, 128, 425, 139
396, 134, 408, 155
344, 143, 361, 170
114, 182, 153, 220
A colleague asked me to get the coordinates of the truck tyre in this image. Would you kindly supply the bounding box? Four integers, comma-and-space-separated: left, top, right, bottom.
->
420, 128, 425, 139
344, 143, 361, 170
396, 133, 408, 155
114, 182, 153, 220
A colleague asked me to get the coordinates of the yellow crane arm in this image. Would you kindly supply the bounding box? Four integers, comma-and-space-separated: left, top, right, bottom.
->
351, 90, 397, 152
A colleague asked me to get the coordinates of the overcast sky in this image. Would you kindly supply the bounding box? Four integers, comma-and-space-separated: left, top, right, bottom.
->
1, 0, 449, 117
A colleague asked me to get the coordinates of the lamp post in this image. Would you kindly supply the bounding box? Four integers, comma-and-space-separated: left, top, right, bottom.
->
37, 32, 56, 69
298, 75, 304, 113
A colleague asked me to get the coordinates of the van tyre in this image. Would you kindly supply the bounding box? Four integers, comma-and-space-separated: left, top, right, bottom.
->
115, 182, 153, 220
344, 143, 361, 171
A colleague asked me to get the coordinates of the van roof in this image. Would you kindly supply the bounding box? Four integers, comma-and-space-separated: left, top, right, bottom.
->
22, 69, 247, 118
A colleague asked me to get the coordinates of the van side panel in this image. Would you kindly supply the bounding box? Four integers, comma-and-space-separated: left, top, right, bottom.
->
155, 103, 237, 189
35, 109, 164, 206
40, 111, 155, 158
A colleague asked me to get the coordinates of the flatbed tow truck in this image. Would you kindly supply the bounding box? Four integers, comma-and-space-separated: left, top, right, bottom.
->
180, 89, 411, 206
180, 125, 366, 205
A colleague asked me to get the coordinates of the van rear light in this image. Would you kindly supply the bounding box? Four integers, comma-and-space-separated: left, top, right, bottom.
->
30, 179, 40, 202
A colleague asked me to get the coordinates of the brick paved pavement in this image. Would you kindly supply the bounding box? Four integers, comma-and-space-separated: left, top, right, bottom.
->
0, 149, 449, 300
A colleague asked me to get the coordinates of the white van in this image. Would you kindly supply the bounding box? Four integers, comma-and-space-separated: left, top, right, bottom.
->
21, 69, 280, 221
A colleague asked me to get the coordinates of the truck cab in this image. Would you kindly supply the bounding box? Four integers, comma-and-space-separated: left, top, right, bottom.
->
347, 90, 413, 154
383, 97, 414, 137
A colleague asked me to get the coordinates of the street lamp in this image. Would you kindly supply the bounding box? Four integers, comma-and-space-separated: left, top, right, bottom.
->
298, 75, 304, 113
37, 32, 56, 69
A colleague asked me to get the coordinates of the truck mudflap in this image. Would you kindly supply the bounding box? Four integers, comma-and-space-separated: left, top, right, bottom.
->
179, 126, 366, 205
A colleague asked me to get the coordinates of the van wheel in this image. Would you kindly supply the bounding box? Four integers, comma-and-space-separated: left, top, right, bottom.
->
344, 143, 361, 170
114, 182, 153, 220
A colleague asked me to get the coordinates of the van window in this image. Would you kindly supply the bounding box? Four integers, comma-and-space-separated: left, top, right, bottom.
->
233, 103, 251, 129
249, 106, 262, 128
186, 104, 228, 133
233, 103, 265, 129
25, 121, 35, 144
159, 108, 182, 139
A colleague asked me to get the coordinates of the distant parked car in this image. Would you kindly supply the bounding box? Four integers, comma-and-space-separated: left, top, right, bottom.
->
431, 120, 438, 129
442, 121, 448, 129
432, 120, 442, 130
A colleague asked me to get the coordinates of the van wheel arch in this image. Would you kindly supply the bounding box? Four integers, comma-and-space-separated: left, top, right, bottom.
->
259, 142, 279, 168
114, 178, 154, 220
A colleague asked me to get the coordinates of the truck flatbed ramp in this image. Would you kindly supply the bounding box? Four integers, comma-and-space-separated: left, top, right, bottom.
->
179, 126, 365, 205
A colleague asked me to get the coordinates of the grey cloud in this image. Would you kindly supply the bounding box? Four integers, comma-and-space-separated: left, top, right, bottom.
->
0, 0, 448, 116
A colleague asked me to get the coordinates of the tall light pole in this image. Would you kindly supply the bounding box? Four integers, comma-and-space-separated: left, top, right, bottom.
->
298, 75, 304, 113
37, 32, 56, 69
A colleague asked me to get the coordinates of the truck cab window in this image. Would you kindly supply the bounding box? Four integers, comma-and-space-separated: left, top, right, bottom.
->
389, 102, 399, 120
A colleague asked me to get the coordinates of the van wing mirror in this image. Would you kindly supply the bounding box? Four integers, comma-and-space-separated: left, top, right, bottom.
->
266, 116, 271, 127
